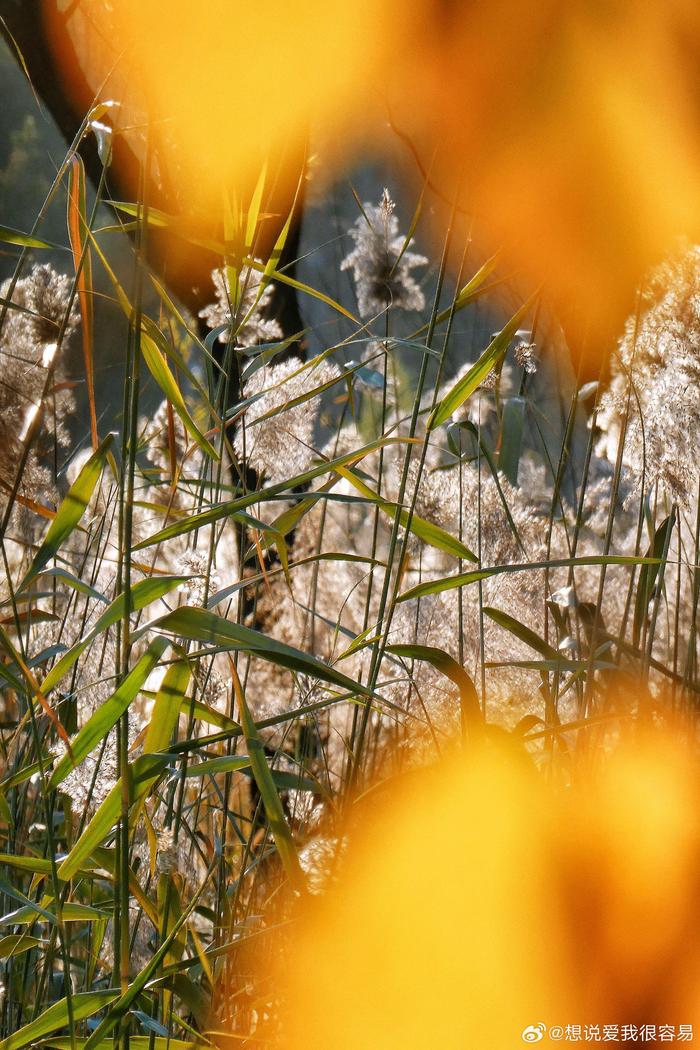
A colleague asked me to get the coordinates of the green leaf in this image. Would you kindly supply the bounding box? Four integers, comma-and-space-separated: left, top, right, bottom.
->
20, 434, 113, 590
483, 607, 560, 660
409, 252, 501, 337
0, 990, 119, 1050
397, 555, 665, 604
140, 329, 219, 461
245, 161, 267, 252
246, 255, 358, 324
41, 1041, 194, 1050
0, 934, 41, 959
428, 292, 538, 429
143, 658, 191, 755
387, 644, 482, 732
41, 575, 187, 695
183, 699, 240, 732
0, 853, 53, 875
132, 436, 414, 551
234, 673, 305, 892
183, 755, 252, 778
81, 855, 213, 1050
57, 752, 175, 881
48, 637, 169, 791
0, 225, 53, 249
0, 902, 108, 926
633, 510, 676, 647
336, 464, 477, 563
150, 606, 379, 700
0, 761, 45, 791
499, 396, 526, 485
85, 224, 218, 459
67, 154, 98, 448
33, 568, 107, 604
252, 767, 324, 795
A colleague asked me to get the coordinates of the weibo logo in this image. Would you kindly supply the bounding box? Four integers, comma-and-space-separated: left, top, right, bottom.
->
522, 1023, 547, 1043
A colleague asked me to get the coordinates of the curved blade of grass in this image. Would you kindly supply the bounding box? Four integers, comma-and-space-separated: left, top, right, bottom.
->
232, 667, 305, 893
483, 606, 560, 660
143, 657, 191, 754
0, 934, 41, 959
633, 510, 676, 647
398, 554, 665, 603
336, 464, 477, 562
86, 225, 219, 459
48, 637, 169, 791
20, 433, 113, 590
248, 767, 323, 795
0, 854, 54, 876
41, 1040, 194, 1050
387, 643, 482, 731
140, 331, 219, 460
34, 567, 108, 604
1, 902, 108, 926
82, 858, 214, 1050
245, 161, 267, 253
182, 698, 239, 732
0, 989, 119, 1050
67, 155, 97, 448
428, 291, 538, 430
246, 255, 357, 324
409, 252, 501, 337
0, 625, 72, 753
133, 435, 415, 551
151, 606, 380, 700
41, 575, 187, 695
0, 224, 54, 249
183, 755, 251, 778
57, 752, 175, 881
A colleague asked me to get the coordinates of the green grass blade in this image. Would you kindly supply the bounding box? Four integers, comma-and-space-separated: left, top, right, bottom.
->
57, 752, 175, 880
133, 436, 415, 551
140, 332, 219, 461
20, 434, 113, 590
151, 606, 380, 700
0, 224, 54, 249
234, 671, 305, 893
336, 464, 477, 562
428, 292, 538, 430
183, 755, 252, 777
0, 934, 42, 960
387, 643, 482, 731
483, 607, 560, 660
0, 990, 119, 1050
397, 555, 665, 603
41, 575, 188, 695
143, 658, 191, 754
633, 510, 676, 647
48, 637, 169, 791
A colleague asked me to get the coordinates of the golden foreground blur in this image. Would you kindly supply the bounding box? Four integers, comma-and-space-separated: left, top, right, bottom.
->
260, 730, 700, 1048
46, 0, 700, 351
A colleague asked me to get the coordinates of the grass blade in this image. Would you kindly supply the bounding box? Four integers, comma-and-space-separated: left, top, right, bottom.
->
20, 434, 113, 590
151, 606, 381, 700
41, 575, 187, 695
428, 292, 538, 430
0, 990, 119, 1050
48, 637, 169, 791
232, 667, 305, 893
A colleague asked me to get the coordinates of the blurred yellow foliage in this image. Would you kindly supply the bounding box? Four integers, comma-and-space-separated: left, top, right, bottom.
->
275, 734, 700, 1048
46, 0, 700, 350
